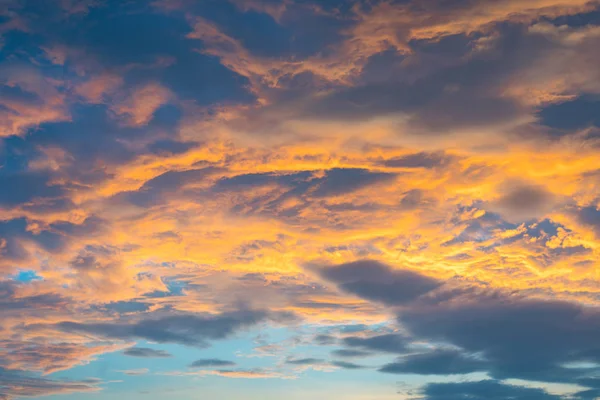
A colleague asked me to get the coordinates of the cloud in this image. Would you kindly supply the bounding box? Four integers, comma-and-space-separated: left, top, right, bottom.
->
211, 171, 312, 193
1, 1, 600, 398
284, 357, 365, 371
1, 340, 127, 375
183, 0, 596, 105
331, 361, 366, 370
576, 205, 600, 237
118, 167, 220, 207
147, 139, 199, 156
310, 169, 396, 198
205, 168, 399, 226
111, 83, 172, 126
490, 182, 557, 221
63, 242, 165, 302
379, 349, 488, 375
311, 260, 441, 306
122, 347, 172, 358
0, 281, 68, 313
219, 4, 600, 145
382, 152, 454, 169
0, 172, 66, 208
285, 358, 325, 365
342, 334, 408, 354
311, 259, 600, 385
213, 168, 395, 198
331, 349, 371, 358
417, 380, 561, 400
0, 65, 69, 137
314, 334, 337, 345
189, 359, 236, 368
401, 289, 600, 383
0, 368, 101, 400
283, 355, 368, 371
74, 74, 123, 103
117, 368, 149, 376
40, 309, 270, 347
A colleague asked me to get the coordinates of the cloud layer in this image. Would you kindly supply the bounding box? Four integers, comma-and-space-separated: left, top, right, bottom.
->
1, 0, 600, 398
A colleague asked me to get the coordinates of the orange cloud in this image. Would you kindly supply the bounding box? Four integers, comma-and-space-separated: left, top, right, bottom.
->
111, 83, 172, 126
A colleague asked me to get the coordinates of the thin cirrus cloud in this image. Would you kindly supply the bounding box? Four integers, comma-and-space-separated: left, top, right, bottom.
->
0, 0, 600, 399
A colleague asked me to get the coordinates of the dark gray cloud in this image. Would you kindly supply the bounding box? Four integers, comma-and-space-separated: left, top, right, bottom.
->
241, 19, 600, 140
104, 301, 150, 314
493, 183, 555, 219
312, 260, 441, 306
117, 167, 220, 207
147, 139, 199, 156
379, 349, 487, 375
382, 151, 454, 169
343, 334, 408, 354
209, 169, 396, 226
290, 26, 529, 132
189, 359, 236, 368
312, 259, 600, 385
331, 361, 366, 370
331, 349, 371, 358
577, 205, 600, 237
314, 334, 337, 345
310, 169, 396, 198
212, 171, 312, 192
40, 310, 269, 347
418, 380, 561, 400
401, 292, 600, 383
300, 75, 521, 131
214, 168, 395, 198
122, 347, 172, 358
0, 172, 66, 208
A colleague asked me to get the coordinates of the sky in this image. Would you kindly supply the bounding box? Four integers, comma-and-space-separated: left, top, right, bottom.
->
1, 0, 600, 399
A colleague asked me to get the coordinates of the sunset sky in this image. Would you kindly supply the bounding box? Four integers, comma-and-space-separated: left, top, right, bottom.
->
1, 0, 600, 399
